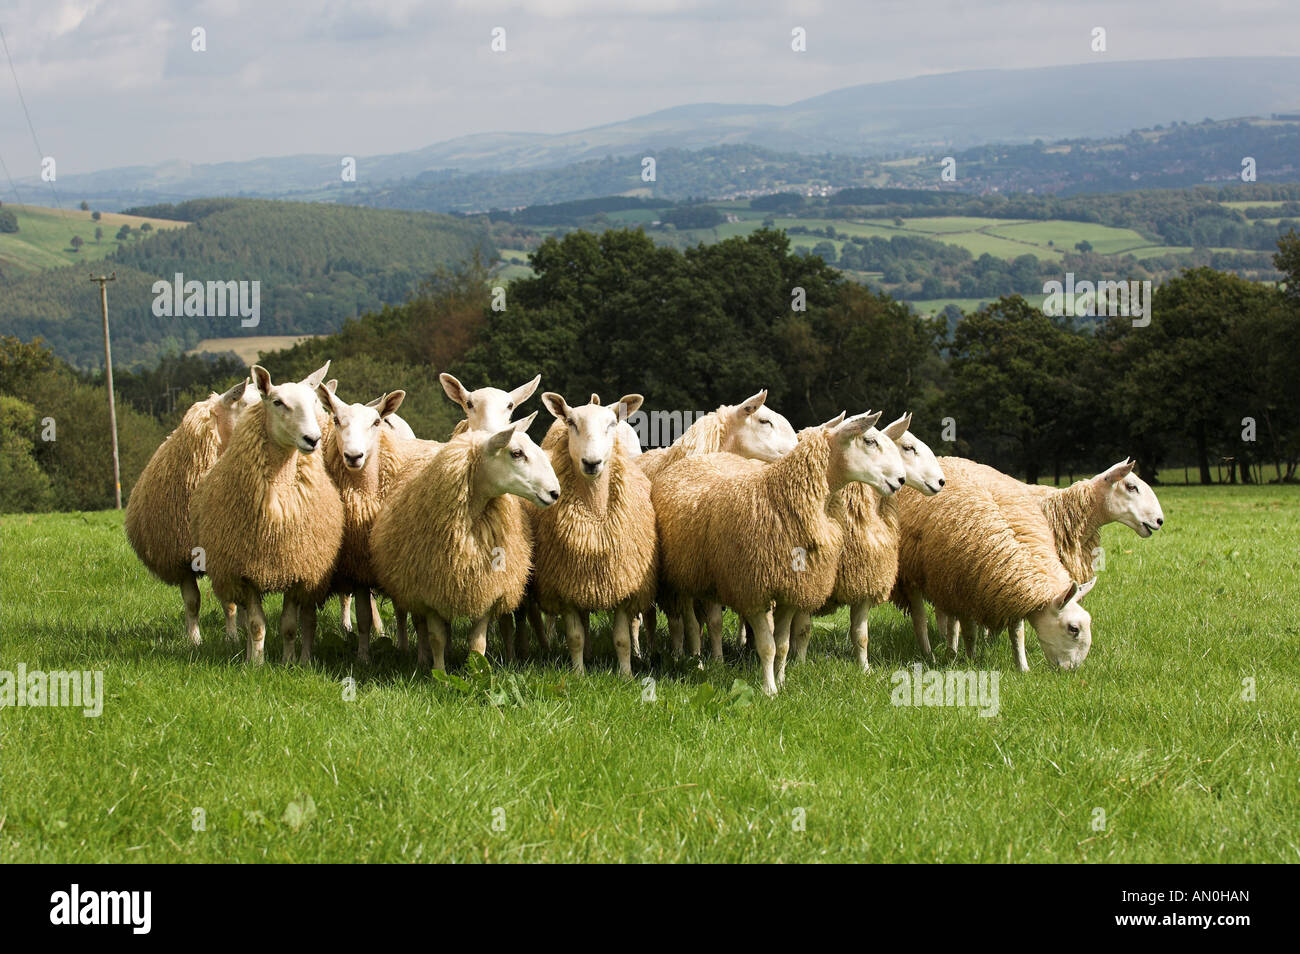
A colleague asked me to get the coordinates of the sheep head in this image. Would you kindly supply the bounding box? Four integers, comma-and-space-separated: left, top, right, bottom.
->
441, 372, 541, 432
883, 412, 946, 496
1027, 578, 1096, 670
1094, 459, 1164, 537
251, 362, 329, 454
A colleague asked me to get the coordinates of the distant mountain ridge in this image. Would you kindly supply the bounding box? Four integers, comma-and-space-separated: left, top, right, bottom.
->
26, 57, 1300, 208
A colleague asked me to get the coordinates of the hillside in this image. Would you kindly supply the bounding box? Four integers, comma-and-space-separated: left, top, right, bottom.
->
0, 205, 187, 275
0, 199, 495, 369
26, 57, 1300, 210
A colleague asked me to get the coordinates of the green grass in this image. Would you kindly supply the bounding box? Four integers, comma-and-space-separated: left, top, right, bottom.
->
0, 204, 187, 273
5, 488, 1296, 862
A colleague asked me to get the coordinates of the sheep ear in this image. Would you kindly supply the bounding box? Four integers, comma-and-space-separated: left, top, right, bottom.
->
835, 411, 883, 439
251, 365, 273, 396
379, 390, 405, 419
324, 379, 338, 395
486, 425, 516, 454
590, 393, 601, 405
818, 411, 847, 429
541, 392, 569, 421
737, 389, 768, 416
513, 411, 539, 433
509, 374, 542, 408
316, 382, 342, 415
1074, 578, 1097, 603
219, 379, 248, 404
440, 373, 469, 408
301, 361, 330, 390
615, 394, 644, 419
1096, 458, 1136, 484
1054, 581, 1081, 610
882, 412, 912, 441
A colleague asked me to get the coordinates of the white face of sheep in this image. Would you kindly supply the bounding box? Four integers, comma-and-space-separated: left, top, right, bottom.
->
481, 412, 561, 508
724, 389, 798, 462
441, 372, 541, 432
319, 385, 405, 471
543, 392, 645, 478
832, 411, 908, 495
1095, 459, 1164, 538
214, 378, 259, 446
1028, 578, 1096, 670
251, 362, 330, 454
881, 413, 945, 496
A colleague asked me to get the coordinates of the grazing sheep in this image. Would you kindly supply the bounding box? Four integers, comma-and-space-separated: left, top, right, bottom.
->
190, 363, 344, 664
528, 392, 658, 677
789, 413, 946, 670
370, 414, 560, 671
931, 457, 1162, 667
639, 389, 799, 657
125, 378, 258, 645
320, 383, 442, 662
893, 470, 1097, 671
654, 412, 906, 695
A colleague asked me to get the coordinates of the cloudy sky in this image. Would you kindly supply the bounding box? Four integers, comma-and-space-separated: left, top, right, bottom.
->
1, 0, 1296, 175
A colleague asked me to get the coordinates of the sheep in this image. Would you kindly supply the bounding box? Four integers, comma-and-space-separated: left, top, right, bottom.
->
527, 392, 658, 677
639, 389, 799, 657
189, 362, 343, 664
928, 457, 1162, 668
653, 412, 907, 695
788, 412, 946, 670
440, 372, 541, 436
893, 469, 1097, 671
369, 414, 560, 671
125, 378, 259, 646
319, 383, 443, 663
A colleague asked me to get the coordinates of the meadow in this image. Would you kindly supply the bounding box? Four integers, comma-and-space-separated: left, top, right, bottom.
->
0, 204, 187, 273
3, 485, 1297, 863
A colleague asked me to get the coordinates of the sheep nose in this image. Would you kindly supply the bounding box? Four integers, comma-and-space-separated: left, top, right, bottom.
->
345, 451, 363, 465
302, 434, 319, 449
582, 459, 601, 473
548, 489, 560, 501
1156, 516, 1164, 527
937, 477, 946, 487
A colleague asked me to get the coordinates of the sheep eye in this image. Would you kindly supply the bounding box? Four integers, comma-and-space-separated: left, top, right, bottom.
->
466, 400, 474, 410
1067, 624, 1080, 637
510, 449, 524, 460
865, 437, 877, 448
273, 399, 284, 408
761, 419, 773, 427
1125, 483, 1137, 493
904, 445, 915, 453
507, 402, 514, 410
372, 419, 381, 427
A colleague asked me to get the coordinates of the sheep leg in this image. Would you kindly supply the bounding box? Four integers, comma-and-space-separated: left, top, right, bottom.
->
908, 589, 934, 659
945, 616, 961, 654
849, 601, 872, 671
630, 612, 642, 659
224, 602, 240, 642
612, 608, 633, 678
684, 604, 702, 657
791, 610, 812, 663
428, 614, 449, 672
774, 605, 795, 687
514, 610, 530, 660
668, 614, 685, 658
280, 597, 298, 664
581, 613, 592, 663
298, 600, 318, 665
499, 613, 517, 663
748, 609, 778, 697
369, 591, 384, 637
395, 611, 409, 652
705, 602, 725, 661
354, 587, 373, 664
181, 574, 202, 646
466, 616, 489, 659
564, 610, 586, 675
340, 592, 353, 634
415, 614, 432, 671
526, 603, 550, 652
934, 609, 949, 640
640, 608, 656, 656
245, 595, 268, 665
1010, 619, 1029, 672
959, 616, 978, 659
738, 619, 749, 649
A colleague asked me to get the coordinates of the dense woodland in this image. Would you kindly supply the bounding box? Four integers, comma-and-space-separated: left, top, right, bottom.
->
3, 226, 1296, 513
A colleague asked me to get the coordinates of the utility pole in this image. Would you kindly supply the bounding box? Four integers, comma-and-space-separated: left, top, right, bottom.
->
90, 272, 121, 508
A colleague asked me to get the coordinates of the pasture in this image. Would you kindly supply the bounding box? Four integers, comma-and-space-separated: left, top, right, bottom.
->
3, 485, 1297, 863
0, 204, 187, 273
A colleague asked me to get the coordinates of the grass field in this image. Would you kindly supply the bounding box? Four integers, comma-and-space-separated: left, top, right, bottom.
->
188, 336, 323, 365
5, 487, 1296, 863
0, 204, 187, 273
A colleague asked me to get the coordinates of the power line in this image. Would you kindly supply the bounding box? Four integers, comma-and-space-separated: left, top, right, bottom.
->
0, 22, 63, 213
0, 149, 24, 206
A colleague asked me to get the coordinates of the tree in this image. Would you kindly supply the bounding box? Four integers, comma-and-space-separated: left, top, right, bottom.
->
91, 210, 102, 221
116, 225, 131, 240
1075, 240, 1093, 253
811, 240, 838, 265
140, 222, 152, 232
69, 235, 84, 252
94, 226, 103, 243
0, 208, 17, 233
1274, 228, 1300, 301
79, 200, 89, 211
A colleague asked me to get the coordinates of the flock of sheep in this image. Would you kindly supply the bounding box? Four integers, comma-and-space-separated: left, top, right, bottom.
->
125, 361, 1166, 695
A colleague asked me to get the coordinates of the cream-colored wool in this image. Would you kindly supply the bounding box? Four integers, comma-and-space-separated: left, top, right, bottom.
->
938, 457, 1103, 582
637, 406, 732, 480
370, 430, 532, 623
325, 429, 442, 589
893, 476, 1070, 631
528, 420, 658, 616
190, 401, 344, 606
825, 482, 900, 610
126, 394, 228, 586
654, 432, 843, 616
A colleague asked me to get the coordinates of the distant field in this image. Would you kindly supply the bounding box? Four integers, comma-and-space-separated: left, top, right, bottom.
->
0, 204, 187, 273
1220, 200, 1288, 210
189, 336, 321, 365
911, 294, 1048, 316
983, 220, 1152, 255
